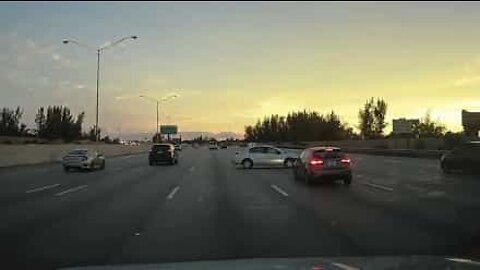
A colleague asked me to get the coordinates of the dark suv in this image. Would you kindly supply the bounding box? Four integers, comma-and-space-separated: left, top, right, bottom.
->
293, 147, 352, 186
441, 141, 480, 174
149, 144, 178, 165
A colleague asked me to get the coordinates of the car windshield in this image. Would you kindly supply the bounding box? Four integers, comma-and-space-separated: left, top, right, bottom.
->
3, 2, 480, 270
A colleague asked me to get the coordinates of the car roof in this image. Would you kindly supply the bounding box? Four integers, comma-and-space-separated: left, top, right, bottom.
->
309, 146, 342, 151
249, 145, 277, 149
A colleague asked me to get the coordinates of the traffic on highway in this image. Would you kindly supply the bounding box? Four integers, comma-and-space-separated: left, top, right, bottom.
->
1, 142, 480, 269
3, 2, 480, 270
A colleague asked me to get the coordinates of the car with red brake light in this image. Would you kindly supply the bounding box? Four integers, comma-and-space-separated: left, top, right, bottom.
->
293, 147, 352, 185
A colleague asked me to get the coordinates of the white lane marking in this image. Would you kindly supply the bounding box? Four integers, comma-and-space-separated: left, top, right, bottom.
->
270, 184, 289, 197
331, 262, 360, 270
26, 183, 60, 194
188, 166, 195, 173
55, 185, 88, 196
166, 186, 180, 200
363, 182, 393, 192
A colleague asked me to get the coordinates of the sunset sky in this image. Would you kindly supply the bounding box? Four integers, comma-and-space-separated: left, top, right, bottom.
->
1, 2, 480, 137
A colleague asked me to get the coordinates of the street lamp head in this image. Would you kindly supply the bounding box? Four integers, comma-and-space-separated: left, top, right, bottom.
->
62, 39, 69, 44
131, 36, 138, 40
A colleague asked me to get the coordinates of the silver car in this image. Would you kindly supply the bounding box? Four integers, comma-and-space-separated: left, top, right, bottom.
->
233, 145, 298, 169
62, 149, 105, 172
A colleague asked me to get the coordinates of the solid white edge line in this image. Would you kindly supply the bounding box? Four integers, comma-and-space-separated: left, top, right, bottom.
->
363, 182, 393, 192
55, 185, 88, 196
26, 183, 60, 194
270, 184, 289, 197
167, 186, 180, 200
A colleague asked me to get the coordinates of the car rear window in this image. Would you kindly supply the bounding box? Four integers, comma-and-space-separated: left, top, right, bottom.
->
68, 150, 88, 155
313, 149, 344, 159
152, 145, 171, 151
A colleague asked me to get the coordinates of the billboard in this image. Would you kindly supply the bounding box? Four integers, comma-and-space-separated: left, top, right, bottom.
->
160, 125, 178, 135
392, 118, 419, 134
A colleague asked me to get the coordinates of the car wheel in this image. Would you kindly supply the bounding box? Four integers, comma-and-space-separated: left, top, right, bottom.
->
63, 166, 70, 172
149, 160, 154, 166
100, 161, 105, 170
242, 159, 253, 169
284, 159, 294, 168
441, 162, 452, 174
343, 175, 352, 186
304, 171, 312, 185
293, 168, 300, 181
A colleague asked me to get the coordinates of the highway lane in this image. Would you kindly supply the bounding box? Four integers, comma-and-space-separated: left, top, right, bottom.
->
1, 146, 480, 269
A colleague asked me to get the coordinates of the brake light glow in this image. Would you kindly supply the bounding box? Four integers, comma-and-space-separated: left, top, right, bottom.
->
309, 159, 324, 165
341, 158, 351, 164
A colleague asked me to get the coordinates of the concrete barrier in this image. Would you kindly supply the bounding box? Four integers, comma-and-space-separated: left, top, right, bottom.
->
273, 143, 445, 160
0, 144, 150, 168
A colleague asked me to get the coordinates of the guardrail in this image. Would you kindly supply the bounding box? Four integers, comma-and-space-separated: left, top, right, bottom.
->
269, 143, 445, 160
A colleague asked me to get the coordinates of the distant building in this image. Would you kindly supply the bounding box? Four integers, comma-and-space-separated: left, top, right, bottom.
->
462, 110, 480, 137
392, 118, 419, 135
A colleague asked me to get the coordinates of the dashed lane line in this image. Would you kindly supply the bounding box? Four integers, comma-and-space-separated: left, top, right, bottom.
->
362, 182, 394, 192
166, 186, 180, 200
270, 184, 289, 197
55, 185, 88, 196
26, 183, 60, 194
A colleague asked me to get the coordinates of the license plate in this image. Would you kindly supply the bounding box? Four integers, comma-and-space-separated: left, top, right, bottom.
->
327, 161, 337, 167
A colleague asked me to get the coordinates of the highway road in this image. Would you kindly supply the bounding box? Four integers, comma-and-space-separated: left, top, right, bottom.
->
1, 146, 480, 269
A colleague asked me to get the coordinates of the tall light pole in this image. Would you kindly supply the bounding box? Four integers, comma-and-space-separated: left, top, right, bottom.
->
63, 35, 138, 141
139, 94, 178, 143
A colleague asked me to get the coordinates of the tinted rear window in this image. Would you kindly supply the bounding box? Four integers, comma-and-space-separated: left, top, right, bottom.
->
152, 145, 171, 151
68, 150, 88, 155
313, 149, 344, 159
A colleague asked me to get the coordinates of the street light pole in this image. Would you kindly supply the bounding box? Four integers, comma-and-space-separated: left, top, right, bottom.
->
63, 36, 138, 141
156, 100, 159, 141
96, 49, 100, 141
139, 94, 178, 143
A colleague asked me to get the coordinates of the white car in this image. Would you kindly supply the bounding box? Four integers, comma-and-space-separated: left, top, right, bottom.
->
233, 145, 299, 169
209, 142, 219, 150
62, 149, 105, 172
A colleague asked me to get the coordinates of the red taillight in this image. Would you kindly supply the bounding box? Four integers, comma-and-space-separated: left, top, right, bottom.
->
309, 159, 324, 166
341, 158, 351, 164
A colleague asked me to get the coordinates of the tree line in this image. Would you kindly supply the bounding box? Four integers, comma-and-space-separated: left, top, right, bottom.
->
244, 110, 357, 142
244, 97, 471, 142
0, 105, 118, 143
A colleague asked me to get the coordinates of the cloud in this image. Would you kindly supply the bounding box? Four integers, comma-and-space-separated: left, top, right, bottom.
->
452, 75, 480, 87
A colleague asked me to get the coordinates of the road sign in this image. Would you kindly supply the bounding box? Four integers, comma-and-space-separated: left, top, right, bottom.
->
160, 125, 178, 135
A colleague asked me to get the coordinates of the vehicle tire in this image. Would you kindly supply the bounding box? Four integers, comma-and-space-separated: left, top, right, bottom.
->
441, 162, 452, 174
149, 160, 154, 166
293, 169, 300, 181
100, 161, 105, 170
89, 162, 95, 171
343, 175, 352, 186
63, 166, 70, 172
170, 159, 175, 165
284, 158, 294, 168
304, 172, 312, 185
242, 159, 253, 169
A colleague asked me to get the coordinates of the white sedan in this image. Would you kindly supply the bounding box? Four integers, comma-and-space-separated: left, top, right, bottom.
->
62, 149, 105, 172
233, 145, 299, 169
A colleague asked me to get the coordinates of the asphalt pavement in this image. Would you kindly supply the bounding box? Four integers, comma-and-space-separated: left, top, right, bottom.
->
1, 146, 480, 269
